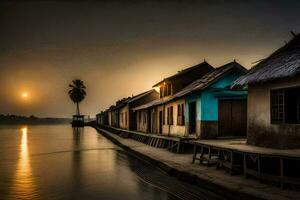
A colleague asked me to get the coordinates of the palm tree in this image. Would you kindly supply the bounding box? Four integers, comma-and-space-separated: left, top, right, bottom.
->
68, 79, 86, 115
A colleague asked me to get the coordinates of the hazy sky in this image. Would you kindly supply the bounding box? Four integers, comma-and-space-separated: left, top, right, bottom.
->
0, 0, 300, 117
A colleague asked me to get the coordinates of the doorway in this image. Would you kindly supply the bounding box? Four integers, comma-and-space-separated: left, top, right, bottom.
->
189, 102, 196, 134
218, 99, 247, 137
159, 111, 163, 134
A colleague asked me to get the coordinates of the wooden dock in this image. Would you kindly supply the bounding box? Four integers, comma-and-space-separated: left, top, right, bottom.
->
192, 139, 300, 188
100, 125, 195, 153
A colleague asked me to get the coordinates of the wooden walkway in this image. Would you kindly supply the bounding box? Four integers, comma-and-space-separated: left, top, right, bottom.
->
100, 125, 194, 153
192, 139, 300, 188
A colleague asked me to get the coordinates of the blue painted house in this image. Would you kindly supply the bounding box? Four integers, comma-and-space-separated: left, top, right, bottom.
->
181, 61, 248, 138
134, 61, 248, 138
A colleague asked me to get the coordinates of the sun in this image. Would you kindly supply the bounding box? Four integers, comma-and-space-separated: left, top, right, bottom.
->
22, 92, 29, 99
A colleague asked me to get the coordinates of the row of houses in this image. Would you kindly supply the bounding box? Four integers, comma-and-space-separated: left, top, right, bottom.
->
97, 34, 300, 149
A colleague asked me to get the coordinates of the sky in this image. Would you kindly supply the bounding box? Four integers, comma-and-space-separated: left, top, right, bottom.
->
0, 0, 300, 118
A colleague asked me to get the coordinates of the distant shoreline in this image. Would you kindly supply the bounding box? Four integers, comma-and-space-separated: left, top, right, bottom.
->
0, 115, 72, 125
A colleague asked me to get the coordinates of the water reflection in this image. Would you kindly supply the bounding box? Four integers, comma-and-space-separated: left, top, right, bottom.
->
0, 125, 223, 200
10, 127, 38, 199
73, 128, 84, 147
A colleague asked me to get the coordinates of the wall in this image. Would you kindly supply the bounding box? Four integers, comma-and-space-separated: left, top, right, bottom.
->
247, 75, 300, 149
111, 110, 119, 128
108, 111, 112, 126
150, 107, 158, 133
136, 109, 148, 133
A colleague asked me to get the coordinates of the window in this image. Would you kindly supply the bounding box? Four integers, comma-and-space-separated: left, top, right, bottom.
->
271, 89, 284, 123
177, 104, 185, 125
160, 83, 172, 98
170, 106, 173, 125
166, 83, 172, 96
271, 87, 300, 124
167, 107, 169, 125
285, 87, 300, 124
163, 85, 167, 97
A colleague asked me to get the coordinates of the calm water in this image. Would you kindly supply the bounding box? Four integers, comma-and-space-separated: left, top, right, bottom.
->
0, 125, 223, 200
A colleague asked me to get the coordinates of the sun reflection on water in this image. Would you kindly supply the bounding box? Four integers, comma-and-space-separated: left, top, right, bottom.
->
10, 127, 38, 199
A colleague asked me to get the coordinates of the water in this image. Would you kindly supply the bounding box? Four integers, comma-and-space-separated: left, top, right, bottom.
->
0, 125, 224, 200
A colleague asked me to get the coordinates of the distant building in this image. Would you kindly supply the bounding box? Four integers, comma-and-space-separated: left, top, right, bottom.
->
134, 61, 247, 138
233, 34, 300, 149
106, 90, 159, 130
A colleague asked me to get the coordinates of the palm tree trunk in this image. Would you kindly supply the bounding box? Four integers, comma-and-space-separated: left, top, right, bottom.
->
76, 102, 80, 115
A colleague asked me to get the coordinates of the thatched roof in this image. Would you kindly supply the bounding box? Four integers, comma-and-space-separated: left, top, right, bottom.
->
233, 34, 300, 87
133, 61, 246, 111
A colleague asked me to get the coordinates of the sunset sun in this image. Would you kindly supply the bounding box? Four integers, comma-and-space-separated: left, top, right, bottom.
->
22, 92, 29, 99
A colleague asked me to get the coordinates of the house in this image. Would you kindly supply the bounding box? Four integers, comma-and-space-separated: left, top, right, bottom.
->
153, 61, 214, 98
233, 34, 300, 149
134, 61, 248, 138
109, 97, 131, 128
179, 61, 248, 138
110, 89, 159, 130
133, 61, 214, 135
96, 109, 109, 126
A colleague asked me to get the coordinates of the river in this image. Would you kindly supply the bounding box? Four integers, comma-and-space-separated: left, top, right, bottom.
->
0, 125, 224, 200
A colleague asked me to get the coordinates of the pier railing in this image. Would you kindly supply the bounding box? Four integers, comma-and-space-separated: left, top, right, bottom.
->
192, 140, 300, 189
99, 125, 194, 153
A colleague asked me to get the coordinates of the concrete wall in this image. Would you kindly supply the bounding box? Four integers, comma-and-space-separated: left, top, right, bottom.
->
247, 76, 300, 149
119, 105, 129, 130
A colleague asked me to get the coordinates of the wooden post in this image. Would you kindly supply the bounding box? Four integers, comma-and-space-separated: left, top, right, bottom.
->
230, 151, 234, 175
200, 145, 204, 164
177, 141, 180, 153
243, 153, 247, 178
280, 158, 284, 189
257, 155, 261, 180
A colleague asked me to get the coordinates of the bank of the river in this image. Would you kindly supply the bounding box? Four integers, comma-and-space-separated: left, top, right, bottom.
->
93, 125, 300, 200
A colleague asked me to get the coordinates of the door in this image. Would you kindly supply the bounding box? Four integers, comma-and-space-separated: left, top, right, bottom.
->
189, 102, 196, 134
159, 111, 163, 134
130, 111, 137, 131
218, 99, 247, 137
